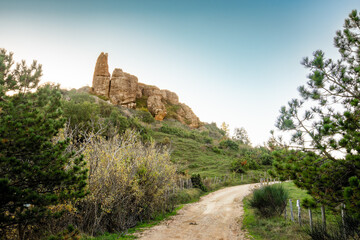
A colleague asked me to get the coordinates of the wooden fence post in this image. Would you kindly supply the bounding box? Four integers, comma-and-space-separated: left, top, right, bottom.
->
297, 199, 301, 226
289, 199, 294, 222
341, 203, 346, 239
321, 205, 326, 232
309, 208, 313, 230
241, 174, 243, 182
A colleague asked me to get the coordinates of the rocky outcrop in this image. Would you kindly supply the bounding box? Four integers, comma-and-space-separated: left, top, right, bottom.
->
109, 68, 138, 108
175, 103, 201, 128
142, 85, 162, 97
92, 52, 110, 97
161, 90, 179, 105
91, 52, 201, 128
147, 95, 167, 121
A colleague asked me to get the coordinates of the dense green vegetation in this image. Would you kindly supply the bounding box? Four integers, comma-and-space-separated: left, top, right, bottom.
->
249, 10, 360, 239
272, 9, 360, 218
0, 49, 88, 240
64, 87, 273, 179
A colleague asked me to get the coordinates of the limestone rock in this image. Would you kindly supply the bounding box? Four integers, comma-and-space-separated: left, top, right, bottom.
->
92, 52, 110, 97
137, 83, 146, 98
175, 103, 201, 128
109, 68, 138, 108
90, 52, 201, 127
161, 90, 179, 105
142, 85, 162, 97
147, 95, 167, 121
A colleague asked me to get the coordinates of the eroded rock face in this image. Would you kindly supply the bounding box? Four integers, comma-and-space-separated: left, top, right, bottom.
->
109, 68, 138, 108
161, 90, 179, 105
137, 83, 146, 98
147, 95, 167, 121
92, 52, 110, 97
91, 52, 201, 127
142, 85, 162, 97
175, 103, 201, 128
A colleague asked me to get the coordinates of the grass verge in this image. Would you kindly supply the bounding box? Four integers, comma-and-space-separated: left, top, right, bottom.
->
81, 187, 206, 240
243, 182, 310, 240
243, 182, 343, 240
81, 205, 184, 240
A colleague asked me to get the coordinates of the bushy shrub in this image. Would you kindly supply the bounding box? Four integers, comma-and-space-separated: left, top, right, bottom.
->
260, 153, 273, 165
73, 130, 176, 235
212, 146, 222, 154
191, 174, 207, 192
249, 184, 288, 218
136, 109, 155, 123
230, 159, 247, 173
219, 139, 239, 151
247, 158, 260, 170
203, 136, 213, 144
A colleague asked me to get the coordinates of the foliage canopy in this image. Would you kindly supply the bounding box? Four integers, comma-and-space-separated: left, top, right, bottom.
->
272, 10, 360, 217
0, 49, 87, 239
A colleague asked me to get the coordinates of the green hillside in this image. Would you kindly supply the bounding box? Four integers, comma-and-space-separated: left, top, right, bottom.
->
62, 88, 272, 180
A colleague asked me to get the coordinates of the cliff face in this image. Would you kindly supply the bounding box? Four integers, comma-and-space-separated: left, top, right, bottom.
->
109, 68, 138, 109
91, 52, 201, 128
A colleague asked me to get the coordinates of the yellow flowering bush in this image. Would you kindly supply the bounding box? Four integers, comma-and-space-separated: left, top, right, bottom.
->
75, 130, 176, 235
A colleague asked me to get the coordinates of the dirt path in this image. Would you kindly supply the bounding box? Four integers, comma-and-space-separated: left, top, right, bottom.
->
137, 183, 259, 240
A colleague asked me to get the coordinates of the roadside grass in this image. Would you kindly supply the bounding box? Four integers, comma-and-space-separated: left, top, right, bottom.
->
81, 187, 206, 240
243, 182, 342, 240
81, 205, 184, 240
243, 182, 310, 240
81, 176, 252, 240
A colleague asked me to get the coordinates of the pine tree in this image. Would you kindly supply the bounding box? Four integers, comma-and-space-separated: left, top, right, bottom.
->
0, 49, 87, 239
274, 10, 360, 217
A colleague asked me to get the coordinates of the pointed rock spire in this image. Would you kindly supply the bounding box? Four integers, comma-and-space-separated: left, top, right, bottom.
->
92, 52, 110, 97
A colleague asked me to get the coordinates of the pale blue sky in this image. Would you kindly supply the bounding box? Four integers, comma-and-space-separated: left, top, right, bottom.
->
1, 0, 359, 145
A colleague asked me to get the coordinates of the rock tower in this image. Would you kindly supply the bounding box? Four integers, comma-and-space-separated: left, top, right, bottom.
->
91, 52, 201, 128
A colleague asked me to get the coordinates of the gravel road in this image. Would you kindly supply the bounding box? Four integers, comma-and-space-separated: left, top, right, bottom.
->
137, 183, 259, 240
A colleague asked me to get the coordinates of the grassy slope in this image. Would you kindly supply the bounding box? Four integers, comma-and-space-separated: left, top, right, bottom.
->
151, 131, 236, 177
83, 91, 267, 179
